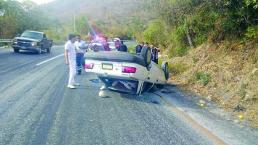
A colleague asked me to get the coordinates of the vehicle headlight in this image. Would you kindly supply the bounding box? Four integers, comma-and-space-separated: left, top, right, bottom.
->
31, 42, 37, 46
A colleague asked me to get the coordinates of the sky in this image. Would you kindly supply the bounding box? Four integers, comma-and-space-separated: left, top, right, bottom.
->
18, 0, 55, 5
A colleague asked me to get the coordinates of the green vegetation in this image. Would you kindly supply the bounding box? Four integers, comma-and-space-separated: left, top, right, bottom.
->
0, 0, 50, 38
143, 20, 167, 47
136, 0, 258, 57
194, 71, 211, 86
1, 0, 257, 47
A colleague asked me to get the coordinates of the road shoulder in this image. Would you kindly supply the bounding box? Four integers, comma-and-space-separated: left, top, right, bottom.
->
154, 85, 258, 145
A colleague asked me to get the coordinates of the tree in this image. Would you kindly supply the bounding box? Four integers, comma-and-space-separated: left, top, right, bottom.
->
0, 0, 50, 38
143, 20, 166, 46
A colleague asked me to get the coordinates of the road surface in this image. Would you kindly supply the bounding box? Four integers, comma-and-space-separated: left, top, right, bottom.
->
0, 46, 257, 145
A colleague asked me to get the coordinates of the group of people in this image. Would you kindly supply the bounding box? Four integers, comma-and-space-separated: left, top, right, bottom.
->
64, 34, 159, 89
135, 42, 159, 64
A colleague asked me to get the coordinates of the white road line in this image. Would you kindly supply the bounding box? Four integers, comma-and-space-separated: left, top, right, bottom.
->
36, 54, 64, 66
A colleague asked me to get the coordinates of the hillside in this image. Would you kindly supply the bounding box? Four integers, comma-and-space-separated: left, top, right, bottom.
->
166, 40, 258, 128
39, 0, 154, 40
41, 0, 148, 24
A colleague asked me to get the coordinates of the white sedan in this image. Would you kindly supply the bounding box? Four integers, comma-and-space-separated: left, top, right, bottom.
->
84, 47, 169, 94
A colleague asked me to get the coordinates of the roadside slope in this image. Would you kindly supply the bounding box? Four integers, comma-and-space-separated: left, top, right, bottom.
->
167, 40, 258, 128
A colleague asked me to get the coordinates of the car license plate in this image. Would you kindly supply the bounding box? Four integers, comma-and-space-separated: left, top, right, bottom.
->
102, 63, 113, 70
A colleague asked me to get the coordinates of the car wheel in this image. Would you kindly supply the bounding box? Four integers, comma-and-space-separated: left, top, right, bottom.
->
162, 61, 169, 81
13, 48, 19, 53
47, 47, 51, 53
38, 47, 42, 54
141, 47, 152, 67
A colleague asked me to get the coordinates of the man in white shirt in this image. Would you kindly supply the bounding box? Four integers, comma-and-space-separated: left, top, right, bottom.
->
65, 34, 79, 89
74, 35, 86, 75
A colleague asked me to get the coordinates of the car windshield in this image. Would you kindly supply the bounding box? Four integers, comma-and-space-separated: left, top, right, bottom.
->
21, 31, 43, 40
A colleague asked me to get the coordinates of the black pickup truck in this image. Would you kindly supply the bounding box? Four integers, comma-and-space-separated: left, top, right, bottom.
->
12, 30, 53, 54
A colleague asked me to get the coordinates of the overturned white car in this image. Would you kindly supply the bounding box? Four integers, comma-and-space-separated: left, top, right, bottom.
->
84, 47, 169, 95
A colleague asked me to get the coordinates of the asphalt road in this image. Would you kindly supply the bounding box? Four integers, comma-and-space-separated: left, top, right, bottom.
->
0, 46, 257, 145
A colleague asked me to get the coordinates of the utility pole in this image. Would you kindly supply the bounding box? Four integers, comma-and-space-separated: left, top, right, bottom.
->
73, 13, 76, 33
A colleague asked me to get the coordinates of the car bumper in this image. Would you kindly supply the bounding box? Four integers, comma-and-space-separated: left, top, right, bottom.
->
12, 45, 40, 51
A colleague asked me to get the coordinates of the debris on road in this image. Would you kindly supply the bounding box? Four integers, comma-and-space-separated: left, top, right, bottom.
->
90, 79, 101, 83
198, 99, 206, 108
238, 114, 244, 120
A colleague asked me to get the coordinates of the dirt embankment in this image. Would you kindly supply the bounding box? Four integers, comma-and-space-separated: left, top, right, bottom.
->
166, 39, 258, 128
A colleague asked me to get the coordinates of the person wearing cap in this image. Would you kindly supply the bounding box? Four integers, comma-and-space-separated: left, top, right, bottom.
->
65, 34, 80, 89
114, 38, 121, 51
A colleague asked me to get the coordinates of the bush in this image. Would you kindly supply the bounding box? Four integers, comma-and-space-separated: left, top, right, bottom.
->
194, 71, 211, 86
245, 26, 258, 40
169, 26, 189, 57
127, 45, 135, 54
143, 20, 167, 46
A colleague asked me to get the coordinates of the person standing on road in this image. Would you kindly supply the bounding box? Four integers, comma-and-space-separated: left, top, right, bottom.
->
75, 35, 86, 75
65, 34, 79, 89
114, 38, 121, 51
150, 45, 159, 64
118, 40, 128, 52
135, 42, 143, 54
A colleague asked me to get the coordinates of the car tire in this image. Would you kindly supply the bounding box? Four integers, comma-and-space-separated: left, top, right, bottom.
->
141, 47, 152, 67
162, 61, 169, 81
13, 48, 19, 53
38, 47, 42, 54
47, 47, 51, 53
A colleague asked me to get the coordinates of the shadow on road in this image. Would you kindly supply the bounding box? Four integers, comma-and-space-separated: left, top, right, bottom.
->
98, 88, 163, 105
16, 51, 47, 55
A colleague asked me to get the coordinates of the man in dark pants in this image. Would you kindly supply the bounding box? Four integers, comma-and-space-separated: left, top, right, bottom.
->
118, 40, 128, 52
135, 42, 143, 54
151, 45, 159, 64
75, 35, 86, 75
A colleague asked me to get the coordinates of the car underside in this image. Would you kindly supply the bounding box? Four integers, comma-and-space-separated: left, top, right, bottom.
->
84, 48, 169, 95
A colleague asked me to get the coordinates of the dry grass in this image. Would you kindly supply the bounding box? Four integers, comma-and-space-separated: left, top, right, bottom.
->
167, 40, 258, 128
